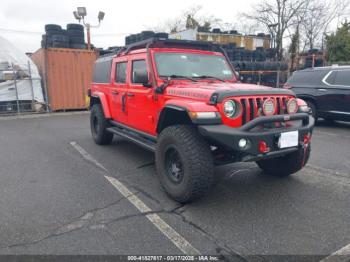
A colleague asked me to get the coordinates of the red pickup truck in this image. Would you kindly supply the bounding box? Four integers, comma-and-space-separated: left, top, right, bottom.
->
89, 38, 314, 203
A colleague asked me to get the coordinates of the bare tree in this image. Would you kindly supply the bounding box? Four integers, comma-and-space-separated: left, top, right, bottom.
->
301, 0, 350, 50
148, 5, 221, 33
223, 20, 261, 35
243, 0, 310, 60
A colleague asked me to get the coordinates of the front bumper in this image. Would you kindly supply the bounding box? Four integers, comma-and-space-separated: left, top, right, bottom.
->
198, 113, 314, 161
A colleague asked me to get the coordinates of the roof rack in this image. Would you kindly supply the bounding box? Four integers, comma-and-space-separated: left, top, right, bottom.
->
110, 37, 223, 57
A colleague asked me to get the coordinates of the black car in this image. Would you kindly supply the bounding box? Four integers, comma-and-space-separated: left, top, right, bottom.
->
285, 66, 350, 122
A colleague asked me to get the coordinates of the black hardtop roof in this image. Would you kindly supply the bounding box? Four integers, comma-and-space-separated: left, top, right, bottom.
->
297, 65, 350, 73
96, 37, 225, 62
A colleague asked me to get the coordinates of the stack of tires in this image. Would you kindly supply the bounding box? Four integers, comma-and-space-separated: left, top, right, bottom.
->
266, 48, 277, 59
232, 61, 288, 71
212, 28, 222, 34
125, 31, 168, 45
66, 23, 85, 49
253, 47, 267, 62
41, 24, 86, 50
42, 24, 68, 48
222, 43, 236, 61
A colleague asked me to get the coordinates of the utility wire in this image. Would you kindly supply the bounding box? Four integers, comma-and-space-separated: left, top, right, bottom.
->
0, 27, 41, 34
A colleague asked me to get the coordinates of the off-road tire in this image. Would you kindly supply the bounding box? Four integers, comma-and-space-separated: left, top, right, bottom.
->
45, 24, 62, 31
90, 104, 113, 145
67, 30, 85, 37
46, 30, 63, 36
155, 125, 214, 203
67, 23, 84, 31
69, 36, 85, 44
256, 145, 311, 177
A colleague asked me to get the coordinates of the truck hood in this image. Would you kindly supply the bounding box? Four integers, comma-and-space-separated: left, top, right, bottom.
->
165, 82, 295, 102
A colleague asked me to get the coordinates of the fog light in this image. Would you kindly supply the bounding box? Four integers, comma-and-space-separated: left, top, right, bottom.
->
238, 138, 248, 148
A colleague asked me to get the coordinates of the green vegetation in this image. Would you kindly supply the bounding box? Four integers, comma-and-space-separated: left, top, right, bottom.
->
326, 21, 350, 62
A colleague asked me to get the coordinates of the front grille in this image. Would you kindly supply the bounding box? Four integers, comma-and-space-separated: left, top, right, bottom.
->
240, 96, 289, 124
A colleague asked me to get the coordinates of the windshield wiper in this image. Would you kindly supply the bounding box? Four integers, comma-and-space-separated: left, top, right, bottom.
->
156, 75, 198, 94
193, 75, 225, 82
159, 75, 197, 82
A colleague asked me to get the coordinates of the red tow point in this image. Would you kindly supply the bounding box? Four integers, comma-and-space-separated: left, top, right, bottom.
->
259, 141, 270, 153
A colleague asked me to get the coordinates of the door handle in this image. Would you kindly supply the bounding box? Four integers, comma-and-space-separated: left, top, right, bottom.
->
122, 94, 126, 112
127, 93, 135, 97
111, 91, 119, 95
317, 89, 327, 92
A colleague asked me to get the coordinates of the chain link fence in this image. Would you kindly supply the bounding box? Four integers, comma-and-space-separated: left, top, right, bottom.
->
0, 61, 48, 115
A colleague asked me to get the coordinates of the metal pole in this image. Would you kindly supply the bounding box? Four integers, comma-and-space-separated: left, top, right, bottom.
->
86, 23, 91, 50
12, 63, 20, 114
43, 49, 50, 112
28, 61, 35, 111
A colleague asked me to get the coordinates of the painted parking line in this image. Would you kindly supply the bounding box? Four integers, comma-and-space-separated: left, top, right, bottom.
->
70, 141, 200, 255
320, 243, 350, 262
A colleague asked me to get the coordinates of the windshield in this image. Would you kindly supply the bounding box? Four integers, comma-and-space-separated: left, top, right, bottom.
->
154, 52, 234, 80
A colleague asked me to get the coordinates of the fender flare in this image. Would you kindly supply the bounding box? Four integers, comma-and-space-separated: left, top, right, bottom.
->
91, 92, 111, 119
164, 99, 219, 113
156, 100, 220, 133
296, 98, 307, 107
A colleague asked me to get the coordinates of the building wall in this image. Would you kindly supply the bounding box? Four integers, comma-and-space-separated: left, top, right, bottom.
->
169, 29, 197, 41
169, 29, 271, 50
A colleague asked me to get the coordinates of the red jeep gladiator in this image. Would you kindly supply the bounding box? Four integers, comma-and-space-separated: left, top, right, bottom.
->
89, 38, 314, 203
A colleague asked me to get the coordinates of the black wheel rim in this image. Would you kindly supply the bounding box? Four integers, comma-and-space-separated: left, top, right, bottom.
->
92, 115, 100, 135
164, 146, 184, 184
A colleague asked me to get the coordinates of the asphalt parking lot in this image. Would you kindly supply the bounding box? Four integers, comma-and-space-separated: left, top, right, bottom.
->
0, 113, 349, 260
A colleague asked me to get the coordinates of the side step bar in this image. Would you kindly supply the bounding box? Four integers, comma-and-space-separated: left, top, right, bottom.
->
106, 126, 156, 152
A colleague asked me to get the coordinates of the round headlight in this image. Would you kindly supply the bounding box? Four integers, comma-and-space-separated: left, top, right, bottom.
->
287, 98, 298, 114
262, 99, 275, 116
223, 100, 237, 118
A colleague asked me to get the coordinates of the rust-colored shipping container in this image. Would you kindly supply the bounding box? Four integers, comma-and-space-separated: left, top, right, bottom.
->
31, 48, 97, 111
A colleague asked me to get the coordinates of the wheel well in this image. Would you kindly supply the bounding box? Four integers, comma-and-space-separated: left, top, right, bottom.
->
299, 96, 317, 108
157, 107, 193, 134
90, 96, 101, 108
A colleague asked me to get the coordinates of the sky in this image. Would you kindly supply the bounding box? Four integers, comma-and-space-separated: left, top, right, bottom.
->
0, 0, 260, 53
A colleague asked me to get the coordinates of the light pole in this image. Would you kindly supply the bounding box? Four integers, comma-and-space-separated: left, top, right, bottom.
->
268, 23, 279, 88
73, 7, 105, 50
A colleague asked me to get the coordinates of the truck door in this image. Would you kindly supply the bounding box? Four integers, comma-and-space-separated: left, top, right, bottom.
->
110, 59, 128, 124
125, 55, 157, 135
321, 69, 350, 120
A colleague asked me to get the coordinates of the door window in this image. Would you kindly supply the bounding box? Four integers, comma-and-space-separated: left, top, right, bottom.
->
131, 60, 148, 84
333, 70, 350, 86
93, 59, 112, 83
115, 62, 127, 83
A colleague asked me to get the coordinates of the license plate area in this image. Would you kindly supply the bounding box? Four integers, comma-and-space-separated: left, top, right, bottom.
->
278, 131, 299, 148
